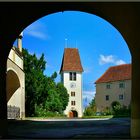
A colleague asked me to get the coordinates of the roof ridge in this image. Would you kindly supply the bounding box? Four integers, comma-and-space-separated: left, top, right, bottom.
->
109, 63, 131, 68
95, 64, 131, 84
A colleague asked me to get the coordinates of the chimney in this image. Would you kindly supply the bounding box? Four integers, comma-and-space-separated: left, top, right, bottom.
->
17, 32, 23, 52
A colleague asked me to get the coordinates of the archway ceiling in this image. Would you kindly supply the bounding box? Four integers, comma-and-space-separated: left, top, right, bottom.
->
0, 2, 139, 57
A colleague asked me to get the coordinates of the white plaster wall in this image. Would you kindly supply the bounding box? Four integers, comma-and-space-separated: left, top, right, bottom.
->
7, 50, 25, 119
8, 49, 14, 61
95, 80, 131, 112
15, 54, 23, 69
63, 71, 83, 117
8, 87, 21, 108
8, 48, 23, 69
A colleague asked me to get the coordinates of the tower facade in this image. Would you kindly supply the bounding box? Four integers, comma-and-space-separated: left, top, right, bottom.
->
60, 48, 83, 117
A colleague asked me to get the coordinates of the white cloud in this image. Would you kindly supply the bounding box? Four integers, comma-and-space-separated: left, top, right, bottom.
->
99, 55, 114, 65
26, 30, 48, 40
24, 22, 49, 40
115, 60, 126, 65
83, 90, 95, 100
99, 54, 126, 66
84, 67, 92, 74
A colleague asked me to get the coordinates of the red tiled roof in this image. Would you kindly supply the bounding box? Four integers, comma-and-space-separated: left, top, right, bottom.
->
95, 64, 131, 84
60, 48, 83, 73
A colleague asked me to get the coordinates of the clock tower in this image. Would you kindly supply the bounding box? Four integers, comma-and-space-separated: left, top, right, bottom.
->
60, 48, 83, 117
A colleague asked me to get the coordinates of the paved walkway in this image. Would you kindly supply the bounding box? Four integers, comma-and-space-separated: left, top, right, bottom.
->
7, 117, 130, 139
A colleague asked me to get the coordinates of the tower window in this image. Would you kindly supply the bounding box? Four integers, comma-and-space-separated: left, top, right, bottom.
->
71, 101, 76, 106
69, 72, 76, 81
71, 92, 75, 96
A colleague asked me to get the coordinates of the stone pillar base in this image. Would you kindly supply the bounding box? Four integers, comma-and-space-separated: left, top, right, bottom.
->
20, 111, 25, 119
131, 119, 140, 138
0, 120, 8, 138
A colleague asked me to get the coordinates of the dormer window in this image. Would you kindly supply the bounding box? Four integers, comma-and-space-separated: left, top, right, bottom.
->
69, 72, 76, 81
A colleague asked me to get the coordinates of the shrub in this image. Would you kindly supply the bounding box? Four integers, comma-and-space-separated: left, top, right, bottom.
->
111, 101, 131, 117
35, 105, 66, 117
84, 107, 96, 116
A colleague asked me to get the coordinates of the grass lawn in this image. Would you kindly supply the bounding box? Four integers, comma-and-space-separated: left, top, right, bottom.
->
82, 115, 113, 119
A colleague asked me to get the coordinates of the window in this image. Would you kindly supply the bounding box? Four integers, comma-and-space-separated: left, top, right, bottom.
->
106, 84, 111, 89
119, 94, 124, 100
70, 72, 72, 80
71, 92, 75, 96
71, 101, 76, 106
119, 82, 125, 88
69, 72, 76, 81
106, 95, 109, 101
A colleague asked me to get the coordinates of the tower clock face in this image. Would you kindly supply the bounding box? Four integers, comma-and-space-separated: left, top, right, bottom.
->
70, 82, 76, 88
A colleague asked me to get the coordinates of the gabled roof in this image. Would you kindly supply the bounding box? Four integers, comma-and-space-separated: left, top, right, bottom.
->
60, 48, 83, 73
95, 64, 131, 84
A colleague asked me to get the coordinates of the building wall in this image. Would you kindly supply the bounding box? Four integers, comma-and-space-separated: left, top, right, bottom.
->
95, 80, 131, 112
62, 71, 83, 117
7, 47, 25, 119
8, 48, 23, 70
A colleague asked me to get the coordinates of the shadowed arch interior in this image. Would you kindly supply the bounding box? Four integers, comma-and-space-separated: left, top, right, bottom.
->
0, 3, 140, 138
6, 70, 20, 102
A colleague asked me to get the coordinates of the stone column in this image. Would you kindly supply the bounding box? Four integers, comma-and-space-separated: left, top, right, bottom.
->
0, 58, 8, 138
131, 55, 140, 138
17, 32, 23, 52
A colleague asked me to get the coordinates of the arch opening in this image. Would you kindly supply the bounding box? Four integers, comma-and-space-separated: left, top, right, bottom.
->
6, 69, 20, 102
19, 11, 131, 117
69, 110, 78, 118
3, 5, 136, 138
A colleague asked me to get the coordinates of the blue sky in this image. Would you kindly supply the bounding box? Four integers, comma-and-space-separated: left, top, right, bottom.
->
16, 11, 131, 108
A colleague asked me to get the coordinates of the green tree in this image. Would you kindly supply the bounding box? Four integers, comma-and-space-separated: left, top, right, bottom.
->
56, 83, 69, 111
84, 98, 96, 116
45, 89, 63, 112
23, 48, 46, 116
23, 48, 69, 117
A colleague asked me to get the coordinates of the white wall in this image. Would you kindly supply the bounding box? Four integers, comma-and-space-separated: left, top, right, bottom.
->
7, 48, 25, 119
95, 80, 131, 112
62, 71, 83, 117
8, 48, 23, 69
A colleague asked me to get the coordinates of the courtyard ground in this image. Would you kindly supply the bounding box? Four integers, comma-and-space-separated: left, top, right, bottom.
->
7, 117, 130, 139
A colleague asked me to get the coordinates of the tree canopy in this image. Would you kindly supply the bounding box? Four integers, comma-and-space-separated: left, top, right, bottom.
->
23, 48, 69, 117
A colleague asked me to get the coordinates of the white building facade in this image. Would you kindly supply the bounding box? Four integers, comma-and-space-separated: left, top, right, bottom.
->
60, 48, 83, 117
95, 64, 131, 112
7, 33, 25, 119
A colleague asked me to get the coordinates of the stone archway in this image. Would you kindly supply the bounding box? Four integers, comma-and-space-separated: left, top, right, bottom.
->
0, 2, 140, 138
6, 69, 21, 119
69, 110, 78, 118
6, 69, 20, 102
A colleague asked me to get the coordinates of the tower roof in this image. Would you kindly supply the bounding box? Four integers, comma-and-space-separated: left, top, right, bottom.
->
95, 64, 131, 84
60, 48, 83, 73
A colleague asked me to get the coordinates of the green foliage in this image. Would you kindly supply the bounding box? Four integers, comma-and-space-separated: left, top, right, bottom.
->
23, 48, 46, 116
23, 48, 69, 117
103, 107, 113, 115
84, 107, 96, 116
56, 83, 69, 111
35, 105, 66, 117
111, 101, 131, 117
82, 115, 113, 119
84, 98, 96, 116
